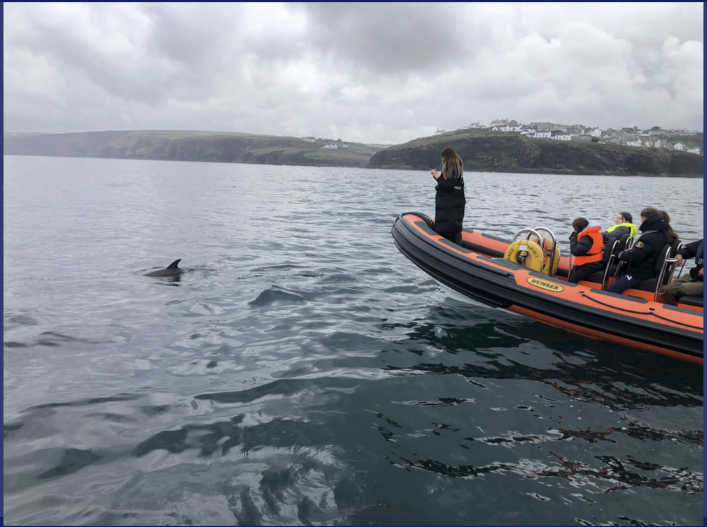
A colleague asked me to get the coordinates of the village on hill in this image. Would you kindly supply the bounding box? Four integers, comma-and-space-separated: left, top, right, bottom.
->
434, 119, 703, 155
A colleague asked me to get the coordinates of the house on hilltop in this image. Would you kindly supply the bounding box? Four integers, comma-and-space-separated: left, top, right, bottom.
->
572, 135, 592, 142
552, 132, 572, 141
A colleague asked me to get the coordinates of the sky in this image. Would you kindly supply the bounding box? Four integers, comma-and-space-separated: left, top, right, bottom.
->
3, 2, 704, 145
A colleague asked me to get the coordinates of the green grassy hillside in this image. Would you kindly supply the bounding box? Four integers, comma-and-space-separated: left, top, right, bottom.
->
370, 129, 703, 177
3, 130, 385, 168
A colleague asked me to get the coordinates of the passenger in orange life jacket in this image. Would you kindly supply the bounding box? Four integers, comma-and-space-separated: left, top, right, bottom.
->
568, 218, 604, 284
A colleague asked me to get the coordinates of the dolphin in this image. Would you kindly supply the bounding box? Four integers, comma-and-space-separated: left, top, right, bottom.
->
144, 259, 184, 277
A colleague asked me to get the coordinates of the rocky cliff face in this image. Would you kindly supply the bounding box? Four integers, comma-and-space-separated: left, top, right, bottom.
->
369, 133, 704, 177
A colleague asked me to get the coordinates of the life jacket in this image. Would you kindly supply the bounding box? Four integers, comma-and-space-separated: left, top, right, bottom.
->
575, 224, 604, 266
606, 222, 637, 238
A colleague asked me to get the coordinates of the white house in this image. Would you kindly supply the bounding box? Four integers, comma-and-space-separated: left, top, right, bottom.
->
627, 140, 642, 147
301, 137, 316, 142
534, 131, 551, 139
589, 128, 602, 137
434, 129, 447, 135
553, 133, 572, 141
673, 143, 686, 151
687, 147, 701, 154
322, 144, 338, 149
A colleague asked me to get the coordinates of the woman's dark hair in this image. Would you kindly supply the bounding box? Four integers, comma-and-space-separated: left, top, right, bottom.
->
619, 211, 632, 224
572, 217, 589, 233
441, 146, 463, 180
657, 210, 679, 240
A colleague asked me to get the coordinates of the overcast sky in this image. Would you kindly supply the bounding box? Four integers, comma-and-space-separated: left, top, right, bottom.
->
4, 2, 703, 144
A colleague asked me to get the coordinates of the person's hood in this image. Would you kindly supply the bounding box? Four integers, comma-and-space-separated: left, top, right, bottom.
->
579, 220, 602, 235
639, 214, 668, 233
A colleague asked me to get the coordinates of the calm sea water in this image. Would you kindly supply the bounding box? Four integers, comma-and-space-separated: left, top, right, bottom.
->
4, 155, 704, 526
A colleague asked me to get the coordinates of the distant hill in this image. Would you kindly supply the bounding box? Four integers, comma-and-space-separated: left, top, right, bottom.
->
4, 128, 703, 176
3, 130, 386, 168
369, 129, 704, 177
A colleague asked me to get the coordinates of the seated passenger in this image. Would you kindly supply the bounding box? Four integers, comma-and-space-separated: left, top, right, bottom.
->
606, 207, 675, 294
662, 239, 703, 305
568, 218, 604, 284
602, 212, 637, 248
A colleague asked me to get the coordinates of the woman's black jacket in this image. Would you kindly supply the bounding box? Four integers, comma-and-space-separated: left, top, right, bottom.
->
433, 166, 466, 235
618, 214, 674, 278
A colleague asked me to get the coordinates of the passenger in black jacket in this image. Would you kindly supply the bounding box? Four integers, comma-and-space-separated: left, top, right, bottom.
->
606, 207, 675, 294
430, 146, 466, 246
662, 239, 703, 305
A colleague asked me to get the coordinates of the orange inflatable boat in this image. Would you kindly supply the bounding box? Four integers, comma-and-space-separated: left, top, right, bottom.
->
391, 212, 703, 364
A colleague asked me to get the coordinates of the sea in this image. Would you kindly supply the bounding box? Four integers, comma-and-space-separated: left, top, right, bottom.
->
3, 155, 704, 526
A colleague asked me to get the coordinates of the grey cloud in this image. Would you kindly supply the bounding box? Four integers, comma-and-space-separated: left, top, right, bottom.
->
3, 2, 703, 142
292, 2, 485, 76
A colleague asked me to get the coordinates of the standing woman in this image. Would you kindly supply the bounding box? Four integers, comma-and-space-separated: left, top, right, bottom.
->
430, 146, 466, 246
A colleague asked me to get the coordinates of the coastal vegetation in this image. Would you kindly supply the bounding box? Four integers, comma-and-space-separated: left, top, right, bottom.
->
3, 130, 383, 168
3, 128, 703, 177
369, 129, 704, 178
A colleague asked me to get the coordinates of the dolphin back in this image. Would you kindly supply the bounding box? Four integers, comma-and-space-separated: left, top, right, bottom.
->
144, 259, 184, 277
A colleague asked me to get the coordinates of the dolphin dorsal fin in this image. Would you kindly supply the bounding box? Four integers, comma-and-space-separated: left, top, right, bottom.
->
167, 259, 181, 269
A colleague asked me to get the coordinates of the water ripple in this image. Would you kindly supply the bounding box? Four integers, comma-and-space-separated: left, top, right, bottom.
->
3, 157, 703, 525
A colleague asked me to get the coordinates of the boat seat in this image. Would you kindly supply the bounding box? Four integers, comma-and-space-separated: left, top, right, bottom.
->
584, 233, 630, 286
632, 242, 681, 300
679, 295, 704, 308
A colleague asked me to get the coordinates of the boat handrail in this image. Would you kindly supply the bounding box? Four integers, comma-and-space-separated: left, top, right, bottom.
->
511, 228, 544, 243
511, 228, 558, 276
612, 236, 635, 282
600, 239, 621, 290
655, 241, 683, 302
533, 227, 558, 277
656, 257, 679, 302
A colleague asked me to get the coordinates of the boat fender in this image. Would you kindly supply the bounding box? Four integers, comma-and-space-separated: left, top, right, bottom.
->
504, 240, 544, 272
